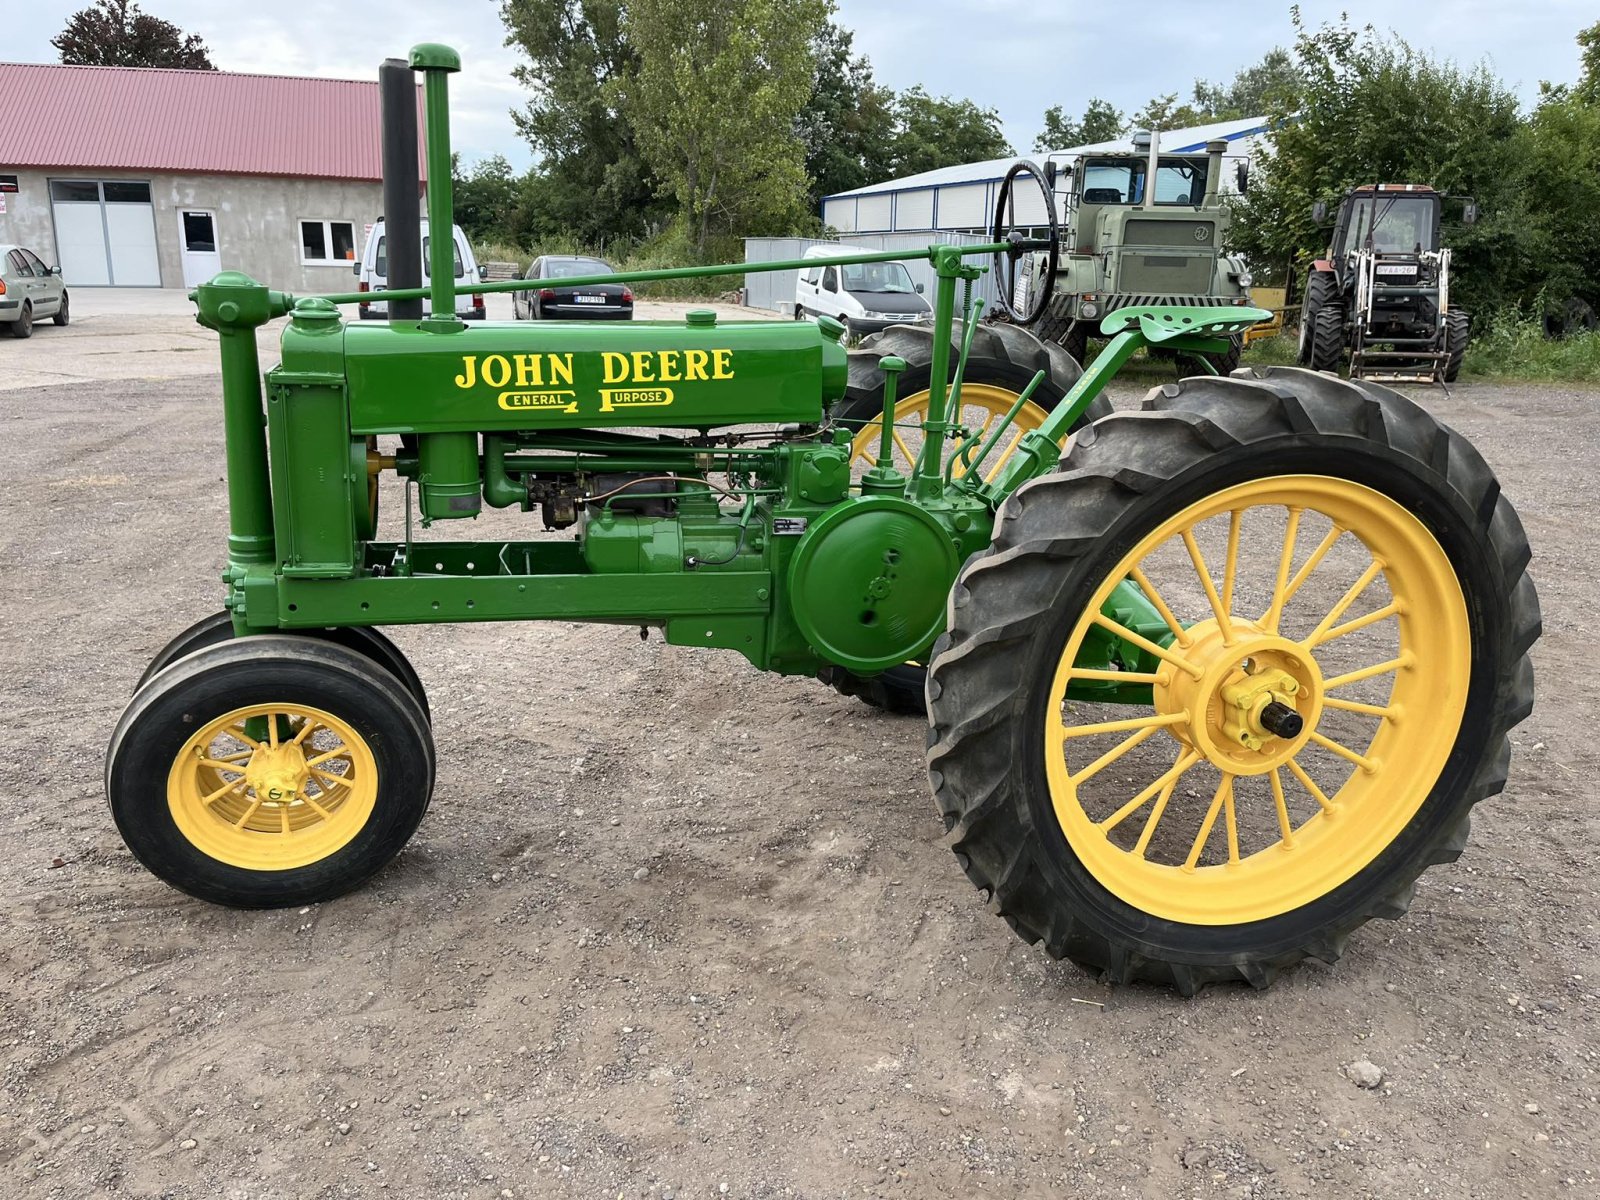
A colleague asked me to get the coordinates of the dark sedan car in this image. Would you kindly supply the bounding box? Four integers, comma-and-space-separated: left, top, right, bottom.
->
513, 255, 634, 321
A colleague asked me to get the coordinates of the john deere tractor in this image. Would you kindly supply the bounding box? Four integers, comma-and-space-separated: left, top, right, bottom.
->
1019, 132, 1256, 371
1299, 184, 1476, 383
104, 47, 1538, 995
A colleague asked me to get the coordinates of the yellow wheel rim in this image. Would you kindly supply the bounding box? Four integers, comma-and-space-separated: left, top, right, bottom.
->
168, 704, 379, 871
1043, 475, 1470, 925
849, 383, 1050, 481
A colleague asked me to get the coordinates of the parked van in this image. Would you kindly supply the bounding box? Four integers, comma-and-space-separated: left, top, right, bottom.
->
356, 218, 486, 320
793, 244, 931, 339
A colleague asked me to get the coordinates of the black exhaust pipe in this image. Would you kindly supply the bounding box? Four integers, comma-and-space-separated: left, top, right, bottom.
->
379, 57, 423, 322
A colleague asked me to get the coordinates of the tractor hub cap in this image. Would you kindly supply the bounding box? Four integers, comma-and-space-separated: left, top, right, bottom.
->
1152, 621, 1323, 776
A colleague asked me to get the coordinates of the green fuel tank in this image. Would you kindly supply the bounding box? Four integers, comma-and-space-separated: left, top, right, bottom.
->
328, 311, 847, 435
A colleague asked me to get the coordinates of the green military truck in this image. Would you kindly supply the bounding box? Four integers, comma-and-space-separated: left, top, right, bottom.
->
1017, 133, 1256, 371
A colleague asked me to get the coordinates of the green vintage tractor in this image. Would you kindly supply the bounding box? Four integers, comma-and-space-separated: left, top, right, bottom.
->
105, 47, 1539, 994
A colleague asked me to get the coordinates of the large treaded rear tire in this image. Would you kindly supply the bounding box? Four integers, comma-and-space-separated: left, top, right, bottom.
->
1308, 301, 1346, 373
825, 322, 1109, 715
1443, 310, 1470, 383
926, 366, 1538, 994
1297, 272, 1337, 365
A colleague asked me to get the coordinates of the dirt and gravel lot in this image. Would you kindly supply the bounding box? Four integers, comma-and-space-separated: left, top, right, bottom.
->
0, 303, 1595, 1199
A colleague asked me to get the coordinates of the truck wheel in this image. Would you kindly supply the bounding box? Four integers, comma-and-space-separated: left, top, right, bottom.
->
927, 367, 1538, 993
1307, 302, 1345, 373
825, 322, 1109, 715
1442, 310, 1470, 382
1298, 273, 1336, 365
136, 611, 432, 724
108, 637, 437, 908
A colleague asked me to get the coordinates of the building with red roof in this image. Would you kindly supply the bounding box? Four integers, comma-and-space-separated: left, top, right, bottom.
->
0, 61, 423, 290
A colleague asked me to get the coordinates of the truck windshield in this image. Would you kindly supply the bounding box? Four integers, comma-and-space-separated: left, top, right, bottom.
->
841, 261, 916, 294
1345, 195, 1436, 254
1081, 157, 1209, 206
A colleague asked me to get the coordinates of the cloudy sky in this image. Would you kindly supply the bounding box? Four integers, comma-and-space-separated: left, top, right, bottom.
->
8, 0, 1594, 173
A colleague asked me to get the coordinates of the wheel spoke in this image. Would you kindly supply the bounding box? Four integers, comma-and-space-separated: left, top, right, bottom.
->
201, 779, 245, 806
1182, 774, 1235, 871
1220, 509, 1243, 614
1286, 757, 1336, 813
1305, 558, 1385, 647
1069, 724, 1163, 789
892, 429, 916, 470
1099, 749, 1200, 832
1223, 776, 1241, 865
298, 791, 335, 820
1069, 667, 1164, 686
1309, 599, 1400, 648
267, 713, 279, 749
279, 804, 291, 835
1126, 566, 1193, 647
1091, 614, 1204, 679
1269, 767, 1295, 847
310, 767, 352, 792
983, 427, 1027, 483
1180, 530, 1236, 643
1308, 729, 1376, 772
1262, 506, 1304, 633
1278, 524, 1344, 613
292, 719, 323, 745
305, 744, 352, 769
197, 757, 248, 774
1323, 652, 1412, 692
1060, 711, 1187, 739
226, 724, 263, 750
1322, 695, 1396, 720
1132, 754, 1189, 857
232, 795, 265, 828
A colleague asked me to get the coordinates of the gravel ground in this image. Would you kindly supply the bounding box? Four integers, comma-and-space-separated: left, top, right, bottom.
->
0, 363, 1595, 1199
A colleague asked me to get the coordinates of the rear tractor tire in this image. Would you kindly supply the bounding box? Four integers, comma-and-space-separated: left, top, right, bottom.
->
822, 321, 1110, 715
1443, 309, 1470, 383
108, 636, 437, 908
927, 366, 1538, 993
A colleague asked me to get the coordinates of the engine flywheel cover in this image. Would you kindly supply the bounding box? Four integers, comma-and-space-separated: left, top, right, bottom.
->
787, 497, 959, 673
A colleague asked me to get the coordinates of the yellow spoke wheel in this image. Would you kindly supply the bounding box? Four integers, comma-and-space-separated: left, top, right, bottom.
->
109, 636, 435, 908
169, 704, 379, 872
926, 367, 1538, 992
1044, 475, 1468, 925
848, 384, 1050, 481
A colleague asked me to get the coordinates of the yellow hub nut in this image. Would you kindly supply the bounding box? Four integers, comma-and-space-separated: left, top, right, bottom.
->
168, 703, 379, 871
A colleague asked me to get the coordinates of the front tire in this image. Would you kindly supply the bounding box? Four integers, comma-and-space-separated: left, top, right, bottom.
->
108, 637, 437, 908
1307, 302, 1345, 373
927, 366, 1538, 993
1442, 310, 1470, 382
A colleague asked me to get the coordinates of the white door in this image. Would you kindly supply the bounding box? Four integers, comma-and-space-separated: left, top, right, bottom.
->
180, 210, 222, 287
51, 182, 111, 286
106, 197, 161, 286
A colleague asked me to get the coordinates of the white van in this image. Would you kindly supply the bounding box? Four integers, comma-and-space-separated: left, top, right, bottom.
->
793, 244, 932, 339
356, 218, 486, 320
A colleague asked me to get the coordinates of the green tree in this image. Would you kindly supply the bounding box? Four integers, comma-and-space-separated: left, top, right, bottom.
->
889, 87, 1011, 177
52, 0, 214, 69
617, 0, 830, 253
1228, 15, 1523, 311
797, 21, 896, 208
451, 155, 522, 247
1034, 98, 1124, 151
500, 0, 662, 244
1193, 48, 1303, 119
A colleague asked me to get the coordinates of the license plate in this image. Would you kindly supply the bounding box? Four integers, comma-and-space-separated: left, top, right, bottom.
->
574, 295, 606, 304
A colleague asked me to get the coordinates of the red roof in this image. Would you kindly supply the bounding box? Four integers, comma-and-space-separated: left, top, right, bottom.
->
0, 62, 425, 182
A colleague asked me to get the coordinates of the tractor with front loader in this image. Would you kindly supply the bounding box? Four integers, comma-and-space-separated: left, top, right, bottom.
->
1299, 183, 1476, 383
105, 46, 1539, 995
1018, 132, 1257, 372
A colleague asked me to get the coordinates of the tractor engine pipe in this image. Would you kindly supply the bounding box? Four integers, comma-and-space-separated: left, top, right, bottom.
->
1202, 140, 1226, 208
379, 57, 423, 322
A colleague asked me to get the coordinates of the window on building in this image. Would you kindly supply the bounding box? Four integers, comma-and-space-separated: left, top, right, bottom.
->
102, 181, 152, 204
300, 219, 358, 266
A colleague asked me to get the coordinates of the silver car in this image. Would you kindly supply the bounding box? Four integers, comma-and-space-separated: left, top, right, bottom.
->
1, 245, 69, 338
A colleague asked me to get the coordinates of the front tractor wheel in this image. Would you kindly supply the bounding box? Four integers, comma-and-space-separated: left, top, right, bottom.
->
823, 321, 1110, 714
927, 367, 1538, 993
107, 636, 436, 908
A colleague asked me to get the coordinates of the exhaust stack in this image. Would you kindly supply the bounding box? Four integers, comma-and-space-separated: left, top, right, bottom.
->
1201, 140, 1227, 207
379, 57, 423, 323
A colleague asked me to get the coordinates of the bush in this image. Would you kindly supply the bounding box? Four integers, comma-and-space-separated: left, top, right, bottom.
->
1462, 311, 1600, 381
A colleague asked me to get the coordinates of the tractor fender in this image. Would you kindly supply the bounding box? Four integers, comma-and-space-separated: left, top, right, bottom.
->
1311, 259, 1335, 275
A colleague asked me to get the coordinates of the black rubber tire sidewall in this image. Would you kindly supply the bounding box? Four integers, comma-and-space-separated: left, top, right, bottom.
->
12, 303, 32, 338
1007, 433, 1509, 965
108, 638, 434, 908
54, 292, 70, 327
